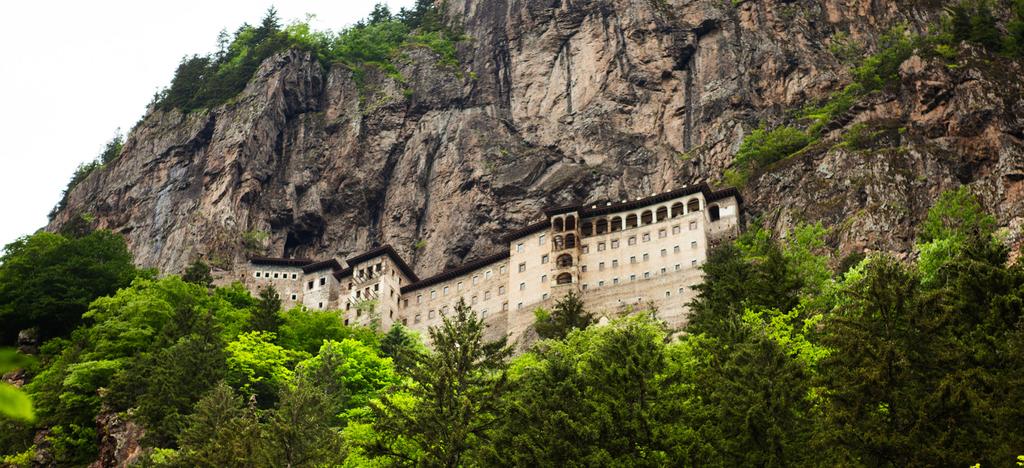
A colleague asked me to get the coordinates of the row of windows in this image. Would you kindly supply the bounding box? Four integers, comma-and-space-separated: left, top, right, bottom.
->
580, 245, 698, 272
412, 283, 507, 305
581, 222, 698, 253
413, 301, 509, 324
254, 271, 299, 280
581, 263, 699, 290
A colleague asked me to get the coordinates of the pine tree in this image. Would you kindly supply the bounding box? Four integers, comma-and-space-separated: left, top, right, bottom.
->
534, 290, 594, 340
182, 259, 213, 288
379, 323, 421, 373
248, 286, 283, 334
368, 299, 511, 466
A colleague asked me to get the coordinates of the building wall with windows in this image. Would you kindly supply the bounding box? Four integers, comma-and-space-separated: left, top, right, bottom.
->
241, 184, 740, 345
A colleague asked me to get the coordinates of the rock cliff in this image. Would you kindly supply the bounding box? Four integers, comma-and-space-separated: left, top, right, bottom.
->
49, 0, 1023, 275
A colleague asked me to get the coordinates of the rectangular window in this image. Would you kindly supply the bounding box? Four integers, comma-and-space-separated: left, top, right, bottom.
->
541, 254, 549, 264
518, 263, 527, 273
581, 265, 588, 272
613, 277, 619, 285
582, 245, 590, 254
599, 262, 605, 271
484, 291, 491, 300
473, 275, 479, 285
541, 275, 547, 283
643, 253, 649, 261
661, 267, 667, 274
517, 302, 523, 310
599, 280, 605, 287
457, 281, 463, 291
472, 296, 478, 304
429, 310, 435, 319
519, 282, 526, 291
672, 225, 681, 234
661, 249, 667, 257
666, 290, 671, 297
644, 272, 651, 279
611, 239, 619, 249
273, 273, 279, 279
675, 264, 681, 271
582, 284, 588, 291
630, 256, 637, 264
674, 245, 681, 253
642, 233, 651, 242
255, 272, 261, 278
499, 286, 506, 295
485, 270, 492, 279
691, 241, 698, 249
320, 277, 326, 286
443, 286, 449, 296
612, 259, 618, 268
542, 293, 548, 300
628, 236, 636, 246
597, 242, 606, 251
500, 265, 507, 274
679, 287, 685, 294
630, 274, 636, 281
290, 294, 297, 300
539, 234, 546, 245
502, 302, 509, 311
415, 314, 422, 324
659, 229, 667, 238
318, 302, 324, 309
308, 281, 314, 290
689, 221, 697, 230
516, 243, 524, 253
691, 259, 698, 266
431, 290, 437, 299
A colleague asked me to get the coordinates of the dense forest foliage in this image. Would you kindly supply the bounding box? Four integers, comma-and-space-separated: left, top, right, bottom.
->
3, 186, 1022, 467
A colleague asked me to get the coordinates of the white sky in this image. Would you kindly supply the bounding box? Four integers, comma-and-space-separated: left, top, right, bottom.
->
0, 0, 416, 249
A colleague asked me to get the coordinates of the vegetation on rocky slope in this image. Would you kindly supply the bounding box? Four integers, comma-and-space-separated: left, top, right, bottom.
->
155, 2, 462, 113
3, 187, 1023, 466
727, 0, 1024, 187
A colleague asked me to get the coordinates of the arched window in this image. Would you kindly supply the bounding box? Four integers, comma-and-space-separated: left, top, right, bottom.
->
553, 235, 564, 250
552, 217, 564, 232
610, 216, 622, 232
565, 215, 577, 230
671, 202, 685, 217
556, 254, 573, 268
687, 199, 701, 212
556, 273, 573, 285
595, 219, 608, 234
626, 214, 638, 228
708, 205, 721, 221
581, 221, 593, 236
565, 233, 577, 248
656, 206, 668, 222
641, 210, 653, 225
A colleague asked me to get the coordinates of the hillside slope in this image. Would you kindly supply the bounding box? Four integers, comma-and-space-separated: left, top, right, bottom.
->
49, 0, 1024, 274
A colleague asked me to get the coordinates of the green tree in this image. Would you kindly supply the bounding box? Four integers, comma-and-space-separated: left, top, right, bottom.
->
176, 381, 264, 468
248, 286, 283, 334
0, 230, 137, 343
368, 299, 511, 466
533, 290, 594, 340
277, 306, 378, 355
296, 339, 398, 420
262, 380, 345, 467
182, 259, 213, 288
379, 323, 423, 373
225, 331, 308, 407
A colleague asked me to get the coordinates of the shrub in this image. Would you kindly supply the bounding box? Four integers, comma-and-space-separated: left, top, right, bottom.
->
734, 126, 812, 171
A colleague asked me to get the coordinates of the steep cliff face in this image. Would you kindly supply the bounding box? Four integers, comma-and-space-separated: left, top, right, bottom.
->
50, 0, 1023, 275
